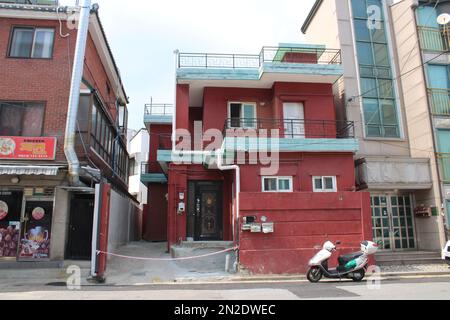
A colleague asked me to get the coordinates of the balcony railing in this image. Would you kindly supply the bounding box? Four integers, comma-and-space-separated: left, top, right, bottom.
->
437, 153, 450, 182
178, 47, 341, 69
223, 119, 355, 139
144, 104, 173, 116
0, 0, 58, 5
141, 161, 164, 175
428, 88, 450, 116
418, 26, 449, 52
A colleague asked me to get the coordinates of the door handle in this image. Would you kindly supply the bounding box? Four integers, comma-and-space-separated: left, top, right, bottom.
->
196, 198, 201, 216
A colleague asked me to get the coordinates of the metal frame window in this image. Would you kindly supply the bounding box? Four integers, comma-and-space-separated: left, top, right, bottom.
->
351, 0, 400, 138
8, 27, 55, 59
312, 176, 337, 192
227, 102, 257, 129
0, 101, 45, 137
262, 176, 293, 193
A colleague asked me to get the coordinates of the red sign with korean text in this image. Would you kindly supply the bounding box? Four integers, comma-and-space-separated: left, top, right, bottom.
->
0, 137, 57, 160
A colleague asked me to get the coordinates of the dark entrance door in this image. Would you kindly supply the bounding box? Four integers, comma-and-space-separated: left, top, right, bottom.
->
66, 194, 94, 260
190, 181, 223, 241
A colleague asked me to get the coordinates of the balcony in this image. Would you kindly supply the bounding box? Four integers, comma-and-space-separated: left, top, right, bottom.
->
144, 104, 173, 125
428, 88, 450, 116
418, 26, 449, 52
222, 119, 358, 153
176, 45, 344, 105
437, 153, 450, 182
140, 161, 167, 184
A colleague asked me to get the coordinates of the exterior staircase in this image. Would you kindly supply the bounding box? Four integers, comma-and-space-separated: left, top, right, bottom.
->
375, 251, 444, 266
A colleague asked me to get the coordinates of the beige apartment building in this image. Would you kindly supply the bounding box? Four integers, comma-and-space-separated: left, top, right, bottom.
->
302, 0, 449, 254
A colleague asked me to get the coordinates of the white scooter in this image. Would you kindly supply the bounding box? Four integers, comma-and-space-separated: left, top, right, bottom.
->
307, 240, 378, 283
443, 241, 450, 264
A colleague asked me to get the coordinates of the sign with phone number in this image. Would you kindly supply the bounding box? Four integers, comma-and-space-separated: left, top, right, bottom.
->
0, 136, 57, 160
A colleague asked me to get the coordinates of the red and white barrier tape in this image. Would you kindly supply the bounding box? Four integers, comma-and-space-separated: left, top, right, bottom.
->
96, 246, 239, 261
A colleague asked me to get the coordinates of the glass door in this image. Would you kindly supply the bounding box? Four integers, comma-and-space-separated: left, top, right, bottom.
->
371, 194, 416, 251
283, 102, 305, 138
0, 191, 23, 260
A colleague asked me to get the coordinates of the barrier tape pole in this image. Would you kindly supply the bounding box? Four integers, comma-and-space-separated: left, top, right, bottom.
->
96, 246, 239, 262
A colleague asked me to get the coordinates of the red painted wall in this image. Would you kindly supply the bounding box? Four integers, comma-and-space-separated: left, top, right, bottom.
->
143, 184, 168, 242
239, 153, 356, 193
239, 192, 372, 274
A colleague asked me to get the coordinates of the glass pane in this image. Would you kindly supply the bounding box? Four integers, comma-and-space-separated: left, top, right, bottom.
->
264, 178, 277, 191
409, 239, 415, 248
0, 102, 23, 136
10, 28, 33, 58
383, 229, 390, 237
372, 23, 387, 43
21, 103, 44, 136
354, 19, 371, 41
382, 218, 389, 227
32, 29, 54, 58
378, 80, 394, 98
351, 0, 368, 18
393, 218, 399, 227
361, 78, 378, 98
357, 42, 374, 65
230, 103, 241, 128
363, 98, 381, 125
324, 177, 334, 190
374, 197, 380, 206
314, 178, 322, 190
384, 126, 399, 138
243, 104, 256, 128
391, 197, 398, 205
374, 207, 381, 217
373, 43, 390, 66
278, 179, 291, 191
392, 207, 398, 217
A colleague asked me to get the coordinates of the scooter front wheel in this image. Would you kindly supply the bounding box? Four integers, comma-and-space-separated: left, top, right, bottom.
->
307, 267, 323, 283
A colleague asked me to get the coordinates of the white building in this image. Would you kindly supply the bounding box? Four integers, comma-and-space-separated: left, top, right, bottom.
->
128, 128, 149, 208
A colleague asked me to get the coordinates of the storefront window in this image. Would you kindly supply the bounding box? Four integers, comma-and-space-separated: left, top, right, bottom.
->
0, 191, 22, 259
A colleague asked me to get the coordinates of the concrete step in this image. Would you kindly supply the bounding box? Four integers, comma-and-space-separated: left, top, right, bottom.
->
376, 251, 443, 266
176, 241, 234, 250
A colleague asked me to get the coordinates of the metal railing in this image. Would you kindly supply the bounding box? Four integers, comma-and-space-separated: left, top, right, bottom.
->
144, 104, 173, 116
141, 161, 164, 175
223, 118, 355, 139
0, 0, 58, 5
178, 46, 341, 69
418, 26, 449, 52
437, 153, 450, 182
428, 88, 450, 116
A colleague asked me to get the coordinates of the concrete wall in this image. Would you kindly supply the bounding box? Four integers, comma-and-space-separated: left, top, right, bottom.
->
239, 191, 372, 274
390, 0, 446, 250
50, 188, 70, 261
107, 189, 142, 252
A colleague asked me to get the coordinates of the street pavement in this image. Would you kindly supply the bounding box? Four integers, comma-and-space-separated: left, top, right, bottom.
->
0, 275, 450, 300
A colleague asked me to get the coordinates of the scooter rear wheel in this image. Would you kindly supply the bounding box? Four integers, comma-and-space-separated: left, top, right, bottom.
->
307, 267, 323, 283
351, 269, 365, 282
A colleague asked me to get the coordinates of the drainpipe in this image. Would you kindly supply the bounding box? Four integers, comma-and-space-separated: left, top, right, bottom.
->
216, 149, 240, 246
64, 0, 92, 186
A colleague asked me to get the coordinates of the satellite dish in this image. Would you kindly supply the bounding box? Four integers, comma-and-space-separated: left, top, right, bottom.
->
437, 13, 450, 25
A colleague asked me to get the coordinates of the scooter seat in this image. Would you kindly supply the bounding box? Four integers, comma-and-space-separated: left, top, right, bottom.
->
338, 251, 363, 266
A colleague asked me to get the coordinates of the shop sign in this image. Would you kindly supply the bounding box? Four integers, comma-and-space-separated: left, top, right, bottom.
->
414, 205, 432, 217
0, 137, 56, 160
19, 226, 51, 259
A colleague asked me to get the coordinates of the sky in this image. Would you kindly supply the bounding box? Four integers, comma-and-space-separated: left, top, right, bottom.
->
62, 0, 316, 130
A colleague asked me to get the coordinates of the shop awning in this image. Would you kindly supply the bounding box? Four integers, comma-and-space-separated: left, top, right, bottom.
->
0, 165, 60, 176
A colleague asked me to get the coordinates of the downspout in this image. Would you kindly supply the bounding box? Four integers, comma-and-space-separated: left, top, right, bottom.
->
216, 149, 240, 247
64, 0, 92, 186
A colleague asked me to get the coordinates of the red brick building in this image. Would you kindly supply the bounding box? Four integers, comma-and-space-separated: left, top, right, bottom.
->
142, 45, 373, 274
0, 1, 139, 267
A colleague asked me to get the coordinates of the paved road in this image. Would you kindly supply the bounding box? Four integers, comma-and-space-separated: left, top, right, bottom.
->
1, 275, 450, 300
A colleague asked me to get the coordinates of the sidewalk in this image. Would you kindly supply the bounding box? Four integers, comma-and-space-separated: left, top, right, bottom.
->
0, 241, 448, 287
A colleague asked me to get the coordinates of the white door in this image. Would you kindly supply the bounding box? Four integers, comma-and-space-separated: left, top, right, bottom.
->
283, 102, 305, 138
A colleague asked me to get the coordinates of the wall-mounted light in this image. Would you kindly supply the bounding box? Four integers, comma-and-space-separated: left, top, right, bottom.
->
10, 177, 20, 184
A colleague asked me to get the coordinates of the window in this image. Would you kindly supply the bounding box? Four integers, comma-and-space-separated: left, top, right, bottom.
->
228, 102, 256, 128
262, 177, 293, 192
351, 0, 401, 138
0, 101, 45, 136
313, 176, 337, 192
9, 27, 54, 59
